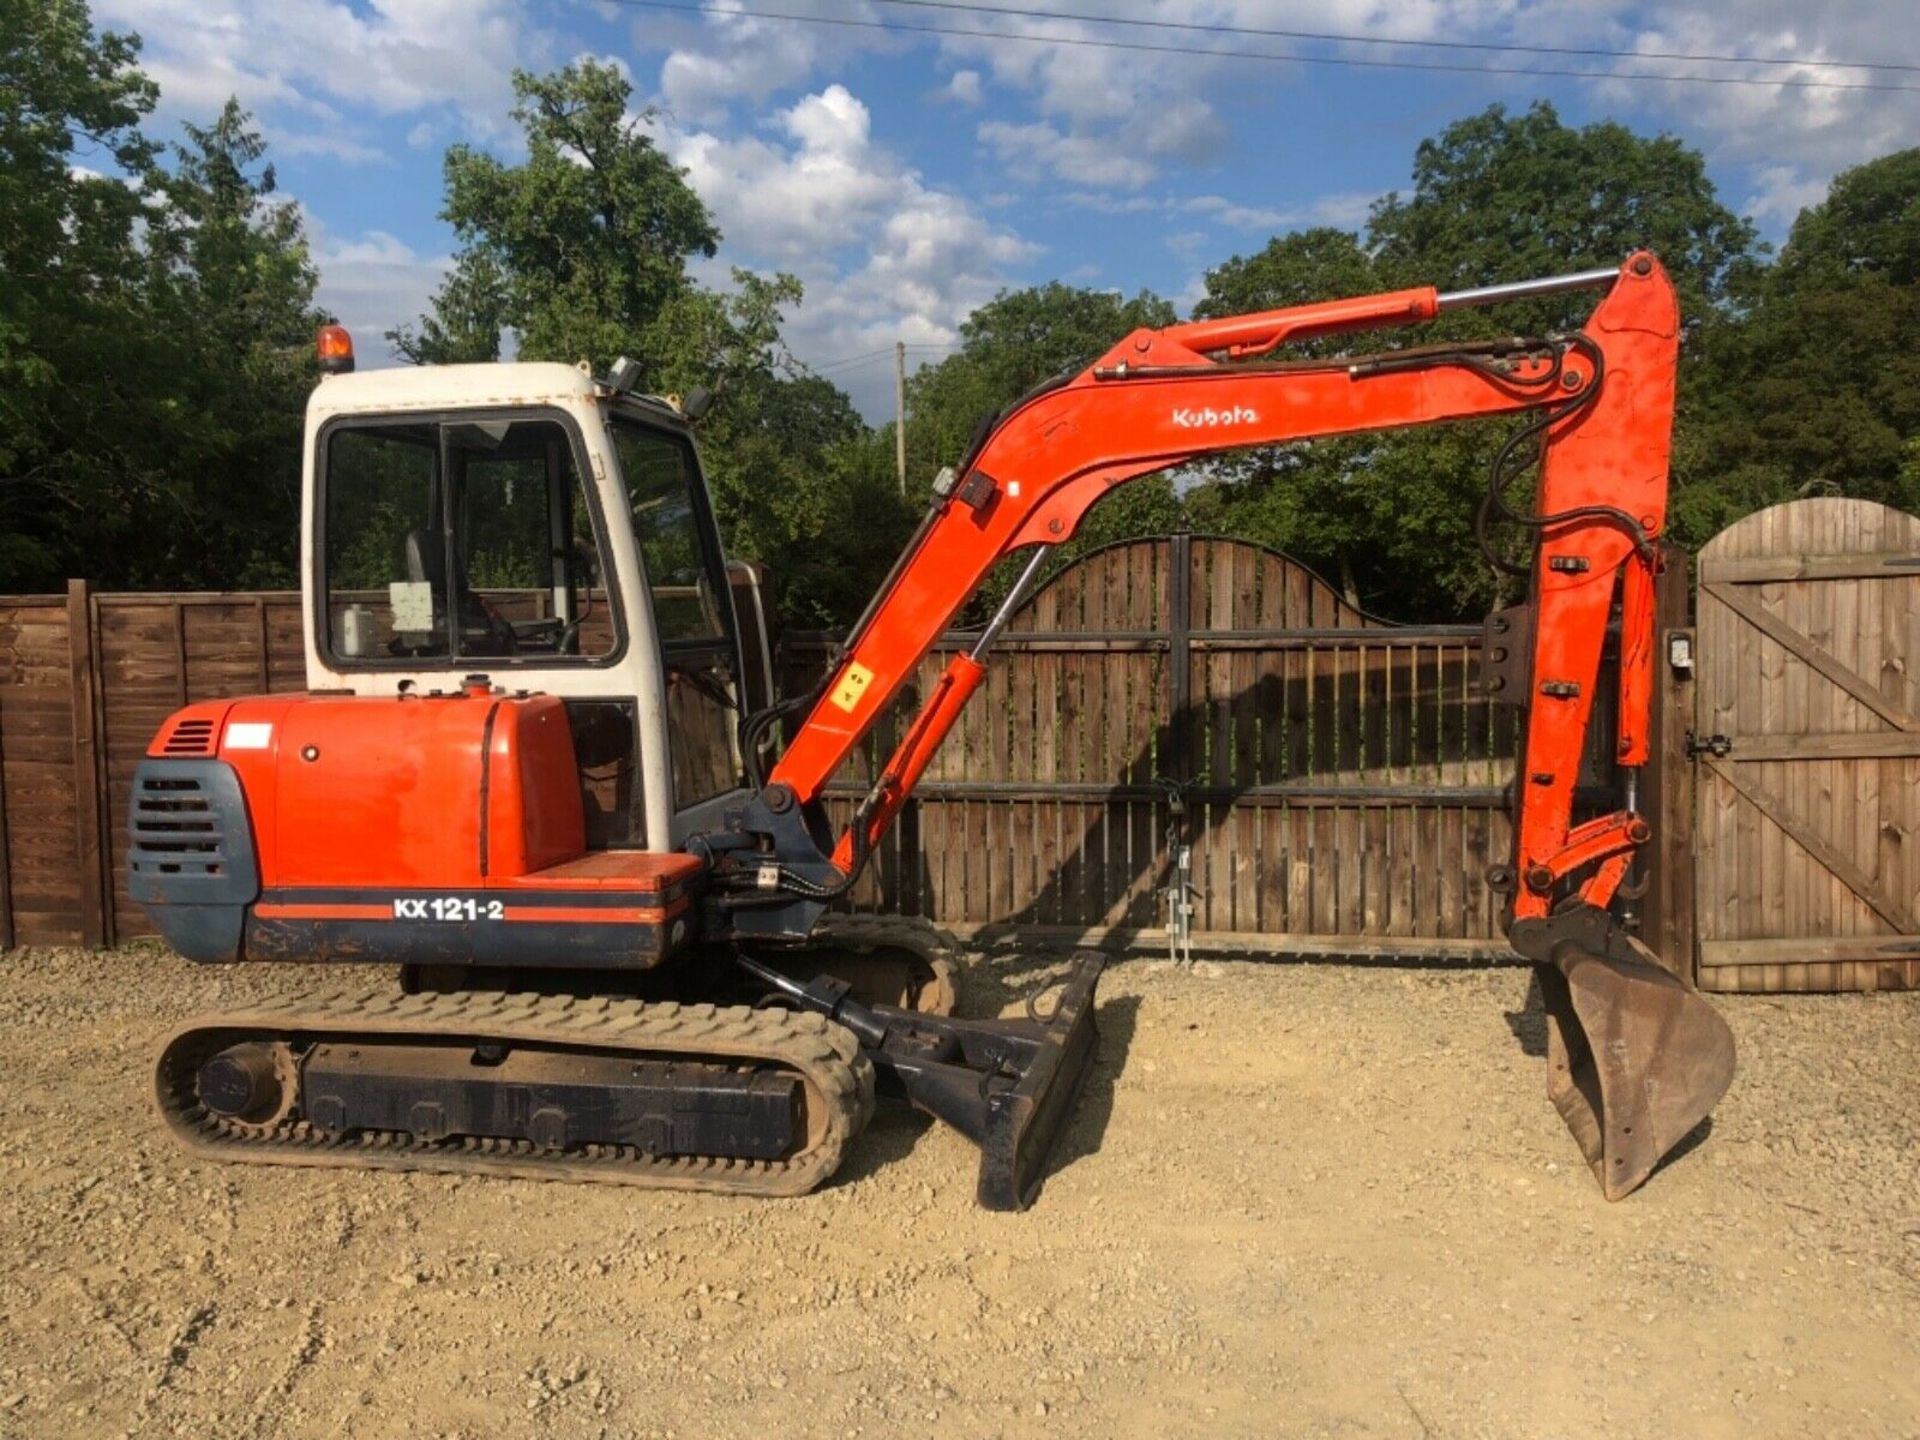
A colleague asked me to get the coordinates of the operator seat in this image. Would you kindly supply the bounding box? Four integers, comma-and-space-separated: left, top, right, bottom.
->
404, 528, 445, 593
401, 528, 513, 656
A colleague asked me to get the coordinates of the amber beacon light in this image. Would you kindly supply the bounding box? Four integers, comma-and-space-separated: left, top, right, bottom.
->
315, 324, 355, 374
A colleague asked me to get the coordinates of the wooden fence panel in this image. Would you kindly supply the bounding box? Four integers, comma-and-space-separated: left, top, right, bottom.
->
1, 537, 1622, 957
0, 597, 81, 945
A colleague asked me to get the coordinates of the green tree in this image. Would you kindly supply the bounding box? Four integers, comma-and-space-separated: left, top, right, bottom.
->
140, 99, 327, 585
1771, 148, 1920, 291
391, 60, 718, 374
0, 4, 322, 591
1190, 103, 1763, 618
0, 0, 159, 586
389, 250, 508, 365
1367, 100, 1761, 325
1678, 150, 1920, 542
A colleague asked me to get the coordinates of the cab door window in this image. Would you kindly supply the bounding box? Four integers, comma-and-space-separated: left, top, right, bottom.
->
325, 424, 446, 658
608, 416, 743, 807
323, 414, 618, 664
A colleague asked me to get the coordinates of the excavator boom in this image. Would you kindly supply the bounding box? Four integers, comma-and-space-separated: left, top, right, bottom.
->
717, 250, 1733, 1199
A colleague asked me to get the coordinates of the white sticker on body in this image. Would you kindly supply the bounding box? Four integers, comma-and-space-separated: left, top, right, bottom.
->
224, 722, 274, 750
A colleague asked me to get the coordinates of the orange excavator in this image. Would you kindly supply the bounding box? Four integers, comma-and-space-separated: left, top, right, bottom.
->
134, 250, 1733, 1208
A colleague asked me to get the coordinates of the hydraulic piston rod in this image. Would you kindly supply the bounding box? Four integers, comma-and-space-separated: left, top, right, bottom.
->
1436, 265, 1621, 312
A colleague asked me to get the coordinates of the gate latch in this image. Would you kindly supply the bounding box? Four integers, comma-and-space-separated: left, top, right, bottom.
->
1685, 731, 1733, 759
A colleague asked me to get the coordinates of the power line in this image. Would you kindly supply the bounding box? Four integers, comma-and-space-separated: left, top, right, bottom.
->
873, 0, 1920, 76
582, 0, 1920, 93
814, 343, 949, 373
812, 345, 895, 371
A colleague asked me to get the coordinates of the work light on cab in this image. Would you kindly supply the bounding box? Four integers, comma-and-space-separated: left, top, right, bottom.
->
316, 324, 355, 375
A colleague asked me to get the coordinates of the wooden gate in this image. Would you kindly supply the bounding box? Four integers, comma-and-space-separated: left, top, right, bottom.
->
1693, 498, 1920, 992
791, 535, 1620, 956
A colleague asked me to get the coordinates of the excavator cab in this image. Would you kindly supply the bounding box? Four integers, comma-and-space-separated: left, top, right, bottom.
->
308, 364, 757, 854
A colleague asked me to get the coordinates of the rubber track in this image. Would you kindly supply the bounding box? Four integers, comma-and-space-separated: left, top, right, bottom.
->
155, 987, 874, 1197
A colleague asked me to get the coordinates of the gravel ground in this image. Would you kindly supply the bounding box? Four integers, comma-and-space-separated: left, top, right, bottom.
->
0, 942, 1915, 1440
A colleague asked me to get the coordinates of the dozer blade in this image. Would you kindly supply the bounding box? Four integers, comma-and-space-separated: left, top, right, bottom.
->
1511, 906, 1735, 1200
747, 948, 1106, 1210
974, 949, 1104, 1210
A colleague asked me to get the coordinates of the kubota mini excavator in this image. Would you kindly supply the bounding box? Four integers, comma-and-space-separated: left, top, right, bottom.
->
134, 251, 1734, 1208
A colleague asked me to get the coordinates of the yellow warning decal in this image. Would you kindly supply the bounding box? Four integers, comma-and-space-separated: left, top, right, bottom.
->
829, 662, 874, 714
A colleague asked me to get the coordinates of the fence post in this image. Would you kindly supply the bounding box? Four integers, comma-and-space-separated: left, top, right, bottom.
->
1167, 532, 1192, 783
1640, 543, 1696, 980
67, 580, 109, 948
0, 657, 12, 950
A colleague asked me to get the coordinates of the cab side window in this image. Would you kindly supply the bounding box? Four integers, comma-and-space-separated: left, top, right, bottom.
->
325, 424, 445, 659
609, 418, 743, 808
613, 426, 729, 643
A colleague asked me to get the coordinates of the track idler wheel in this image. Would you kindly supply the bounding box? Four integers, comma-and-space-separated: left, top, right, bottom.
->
1511, 905, 1735, 1200
196, 1041, 299, 1130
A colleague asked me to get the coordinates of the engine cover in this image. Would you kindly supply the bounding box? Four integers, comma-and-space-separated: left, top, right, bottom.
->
130, 688, 701, 969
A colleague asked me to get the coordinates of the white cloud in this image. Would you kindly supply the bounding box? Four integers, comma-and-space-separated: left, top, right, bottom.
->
660, 84, 1037, 416
272, 131, 394, 166
932, 0, 1917, 214
649, 0, 896, 125
1590, 2, 1917, 172
930, 1, 1272, 188
1059, 191, 1160, 216
92, 0, 556, 161
1744, 166, 1831, 231
1574, 0, 1919, 235
1052, 187, 1380, 239
978, 120, 1157, 190
943, 69, 984, 106
1184, 190, 1379, 232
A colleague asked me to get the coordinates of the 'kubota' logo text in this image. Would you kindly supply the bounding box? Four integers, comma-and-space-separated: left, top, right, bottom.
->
1171, 405, 1259, 429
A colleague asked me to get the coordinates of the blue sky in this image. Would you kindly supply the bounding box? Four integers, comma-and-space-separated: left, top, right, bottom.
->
92, 0, 1919, 417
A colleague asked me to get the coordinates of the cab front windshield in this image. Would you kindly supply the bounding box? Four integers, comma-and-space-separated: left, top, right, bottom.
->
323, 414, 617, 662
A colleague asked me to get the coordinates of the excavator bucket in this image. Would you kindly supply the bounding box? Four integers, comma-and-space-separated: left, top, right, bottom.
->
1510, 907, 1736, 1200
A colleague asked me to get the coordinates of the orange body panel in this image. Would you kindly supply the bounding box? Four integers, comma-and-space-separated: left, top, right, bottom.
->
141, 690, 699, 968
155, 689, 590, 890
484, 699, 588, 882
505, 850, 705, 892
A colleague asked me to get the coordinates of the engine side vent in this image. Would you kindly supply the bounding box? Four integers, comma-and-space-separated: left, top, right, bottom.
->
127, 759, 257, 909
130, 774, 221, 872
161, 718, 217, 756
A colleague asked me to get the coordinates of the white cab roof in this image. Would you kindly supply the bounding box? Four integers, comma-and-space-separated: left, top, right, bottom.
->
307, 361, 604, 421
